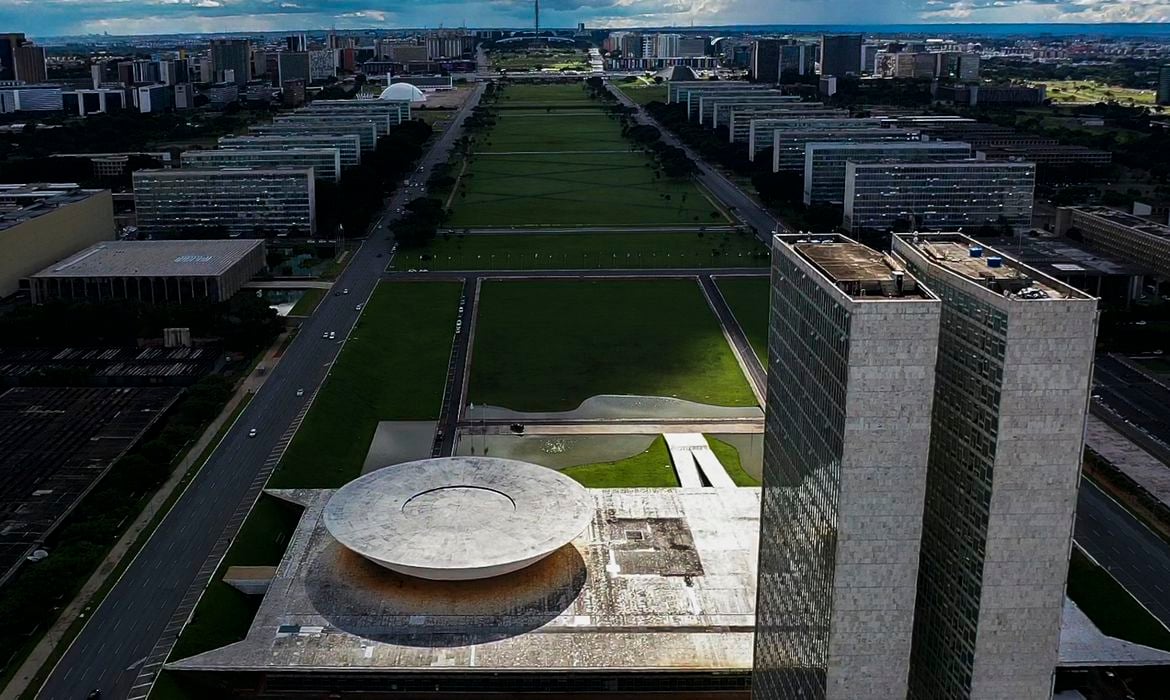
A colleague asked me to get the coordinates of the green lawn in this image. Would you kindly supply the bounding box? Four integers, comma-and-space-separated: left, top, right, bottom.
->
288, 288, 325, 316
393, 232, 768, 271
717, 277, 770, 363
559, 434, 757, 488
447, 83, 724, 228
1067, 546, 1170, 651
561, 436, 678, 487
448, 151, 722, 227
271, 281, 461, 488
480, 110, 631, 152
496, 82, 592, 105
707, 435, 759, 486
468, 279, 757, 412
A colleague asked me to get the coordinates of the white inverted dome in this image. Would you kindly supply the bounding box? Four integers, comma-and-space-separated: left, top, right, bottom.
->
323, 457, 594, 581
378, 83, 427, 104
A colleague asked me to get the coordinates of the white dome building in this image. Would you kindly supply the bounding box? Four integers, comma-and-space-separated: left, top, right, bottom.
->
378, 82, 427, 104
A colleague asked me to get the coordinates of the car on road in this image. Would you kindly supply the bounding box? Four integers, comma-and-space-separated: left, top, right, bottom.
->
296, 388, 305, 397
342, 288, 349, 295
355, 304, 362, 311
322, 331, 329, 339
329, 331, 336, 339
248, 428, 257, 438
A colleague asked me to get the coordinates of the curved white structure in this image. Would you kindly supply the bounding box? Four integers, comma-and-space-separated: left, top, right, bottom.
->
378, 83, 427, 104
323, 457, 593, 580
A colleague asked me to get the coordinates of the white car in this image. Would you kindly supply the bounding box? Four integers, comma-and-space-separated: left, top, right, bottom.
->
248, 428, 257, 438
329, 331, 336, 340
296, 388, 304, 397
322, 331, 329, 339
342, 288, 349, 295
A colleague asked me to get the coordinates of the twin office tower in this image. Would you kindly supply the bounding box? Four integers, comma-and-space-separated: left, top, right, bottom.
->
754, 233, 1098, 700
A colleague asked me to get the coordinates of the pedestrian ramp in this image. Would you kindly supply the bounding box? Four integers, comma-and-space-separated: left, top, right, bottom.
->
663, 433, 738, 489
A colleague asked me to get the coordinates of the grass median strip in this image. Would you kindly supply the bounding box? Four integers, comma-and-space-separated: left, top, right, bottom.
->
448, 151, 722, 227
288, 288, 325, 316
469, 279, 757, 412
271, 280, 462, 489
716, 277, 770, 364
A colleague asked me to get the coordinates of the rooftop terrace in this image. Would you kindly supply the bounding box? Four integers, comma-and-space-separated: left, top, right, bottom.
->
786, 236, 930, 300
1071, 205, 1170, 241
0, 184, 107, 232
169, 487, 761, 675
31, 240, 264, 279
900, 234, 1088, 301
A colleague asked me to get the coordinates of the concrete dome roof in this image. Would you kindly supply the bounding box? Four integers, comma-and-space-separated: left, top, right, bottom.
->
323, 457, 593, 581
378, 83, 427, 104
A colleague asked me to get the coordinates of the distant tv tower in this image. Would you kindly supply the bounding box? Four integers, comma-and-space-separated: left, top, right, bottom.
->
534, 0, 540, 37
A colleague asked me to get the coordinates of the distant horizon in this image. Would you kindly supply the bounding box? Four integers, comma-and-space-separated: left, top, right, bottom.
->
6, 0, 1167, 41
36, 21, 1170, 43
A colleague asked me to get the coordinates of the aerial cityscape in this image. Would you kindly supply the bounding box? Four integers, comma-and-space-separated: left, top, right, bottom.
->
0, 2, 1169, 699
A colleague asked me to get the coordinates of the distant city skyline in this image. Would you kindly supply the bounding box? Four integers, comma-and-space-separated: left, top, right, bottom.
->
2, 0, 1168, 40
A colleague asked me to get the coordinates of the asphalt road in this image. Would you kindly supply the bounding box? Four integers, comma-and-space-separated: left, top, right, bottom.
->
1093, 355, 1170, 451
37, 83, 485, 700
1075, 479, 1170, 628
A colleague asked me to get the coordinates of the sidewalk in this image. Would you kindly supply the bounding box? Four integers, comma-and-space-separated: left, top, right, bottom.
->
0, 333, 289, 700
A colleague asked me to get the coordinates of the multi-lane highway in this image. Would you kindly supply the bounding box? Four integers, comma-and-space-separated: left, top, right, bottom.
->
1076, 479, 1170, 627
36, 83, 485, 700
1093, 355, 1170, 451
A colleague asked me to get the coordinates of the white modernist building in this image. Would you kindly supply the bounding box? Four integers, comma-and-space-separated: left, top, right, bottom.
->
773, 128, 921, 172
249, 121, 379, 152
842, 159, 1035, 233
181, 147, 342, 182
132, 167, 316, 237
728, 107, 848, 143
219, 133, 362, 168
748, 118, 887, 160
802, 140, 973, 205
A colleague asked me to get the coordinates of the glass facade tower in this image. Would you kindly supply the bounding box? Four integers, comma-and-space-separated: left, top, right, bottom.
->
754, 234, 941, 700
892, 233, 1098, 700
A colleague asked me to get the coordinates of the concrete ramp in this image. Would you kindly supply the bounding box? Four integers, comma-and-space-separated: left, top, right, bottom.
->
664, 433, 737, 488
663, 433, 704, 488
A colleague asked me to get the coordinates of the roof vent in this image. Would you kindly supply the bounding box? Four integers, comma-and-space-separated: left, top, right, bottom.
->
969, 245, 983, 258
987, 256, 1003, 268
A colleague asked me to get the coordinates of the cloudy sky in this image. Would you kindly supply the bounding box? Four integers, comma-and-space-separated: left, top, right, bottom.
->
1, 0, 1167, 38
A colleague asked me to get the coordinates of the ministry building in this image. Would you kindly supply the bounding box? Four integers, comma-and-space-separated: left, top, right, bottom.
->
842, 160, 1035, 234
133, 168, 316, 238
